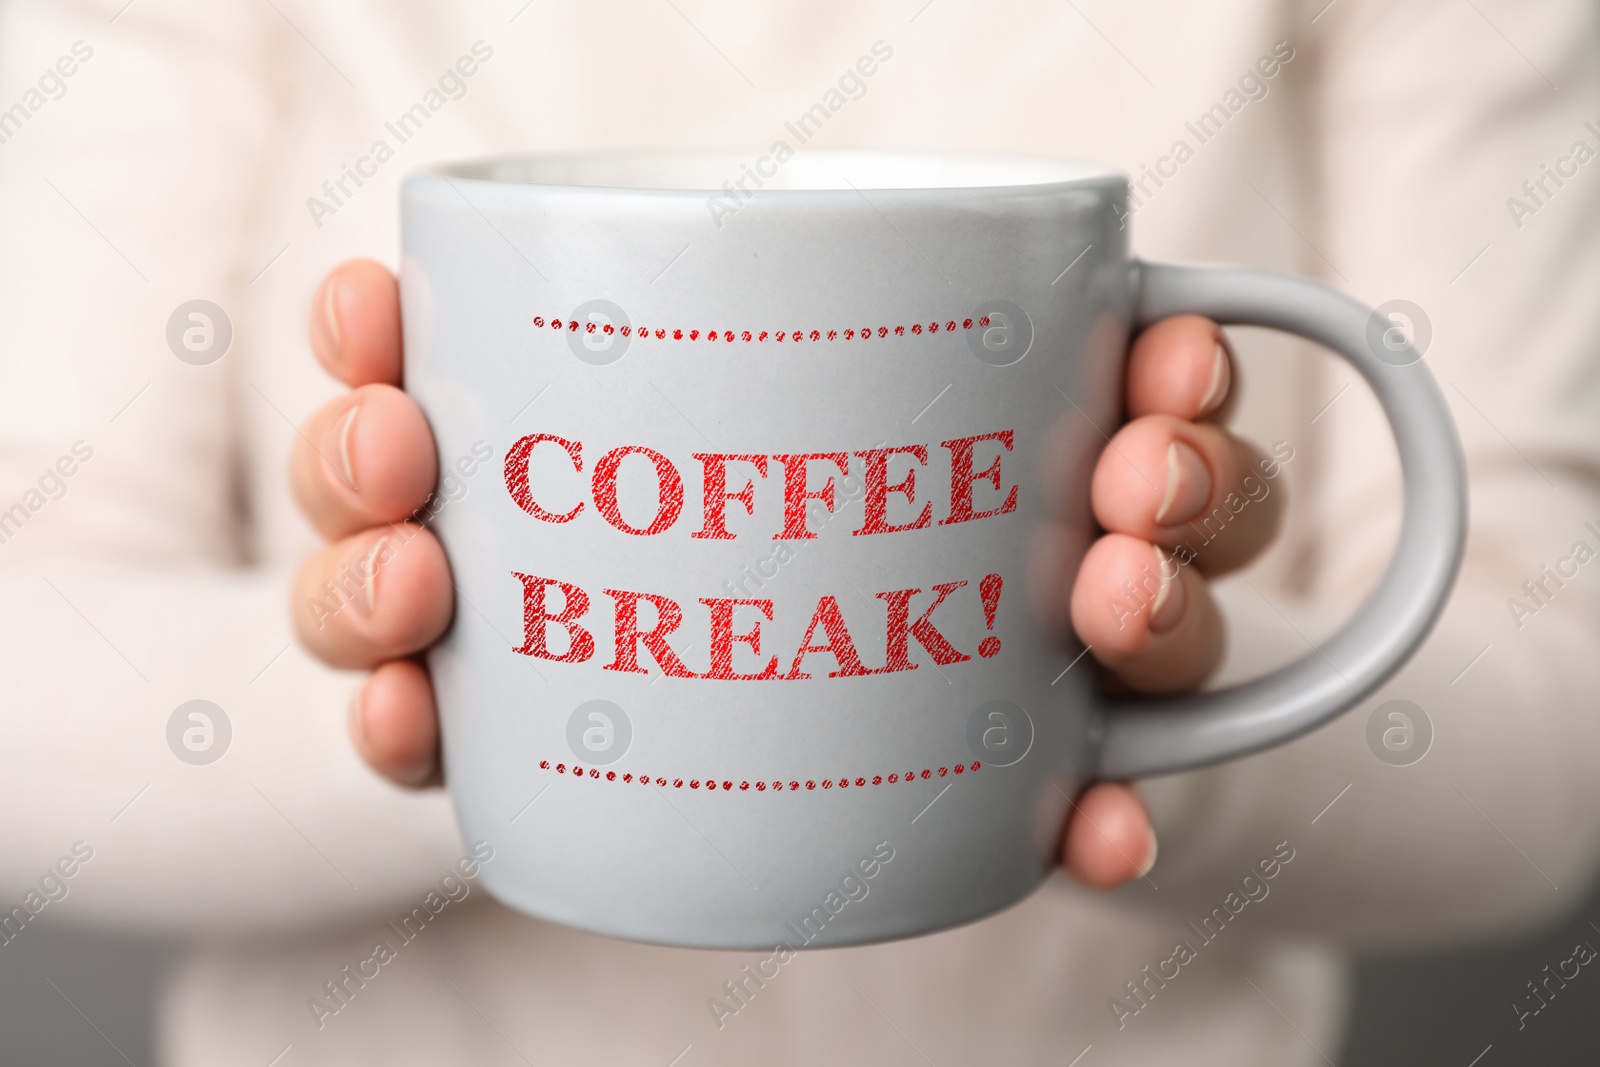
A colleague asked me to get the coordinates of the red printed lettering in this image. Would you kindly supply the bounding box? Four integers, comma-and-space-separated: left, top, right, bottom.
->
504, 434, 583, 523
854, 445, 931, 536
692, 454, 769, 540
876, 581, 971, 671
592, 446, 684, 536
501, 431, 1018, 537
512, 572, 594, 662
940, 431, 1017, 526
603, 588, 697, 676
700, 598, 779, 680
772, 452, 850, 540
509, 570, 995, 679
784, 596, 873, 678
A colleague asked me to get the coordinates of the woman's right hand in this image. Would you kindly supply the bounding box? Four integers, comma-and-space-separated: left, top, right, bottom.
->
290, 259, 451, 787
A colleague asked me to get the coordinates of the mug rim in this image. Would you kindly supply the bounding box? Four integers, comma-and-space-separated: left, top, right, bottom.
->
411, 149, 1125, 196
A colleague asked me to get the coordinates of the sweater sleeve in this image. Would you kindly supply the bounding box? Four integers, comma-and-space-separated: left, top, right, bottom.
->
1139, 0, 1600, 951
0, 0, 462, 933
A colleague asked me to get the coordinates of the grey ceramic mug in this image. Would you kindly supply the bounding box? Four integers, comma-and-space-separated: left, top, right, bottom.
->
400, 151, 1465, 949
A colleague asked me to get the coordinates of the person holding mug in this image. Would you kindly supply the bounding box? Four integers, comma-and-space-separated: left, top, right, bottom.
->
304, 149, 1470, 953
2, 2, 1598, 1065
295, 252, 1254, 884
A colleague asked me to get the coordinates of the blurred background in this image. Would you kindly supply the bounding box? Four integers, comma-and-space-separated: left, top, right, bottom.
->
7, 899, 1600, 1066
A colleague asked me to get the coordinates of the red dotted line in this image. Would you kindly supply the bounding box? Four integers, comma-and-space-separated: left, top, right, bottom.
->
537, 759, 981, 792
532, 315, 990, 344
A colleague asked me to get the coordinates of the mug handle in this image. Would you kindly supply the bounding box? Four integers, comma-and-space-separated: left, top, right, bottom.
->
1093, 261, 1468, 779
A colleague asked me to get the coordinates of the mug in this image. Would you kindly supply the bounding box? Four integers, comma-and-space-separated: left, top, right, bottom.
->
400, 151, 1465, 949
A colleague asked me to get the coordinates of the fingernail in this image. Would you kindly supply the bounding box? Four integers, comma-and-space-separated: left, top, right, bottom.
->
1148, 547, 1185, 633
1137, 825, 1159, 877
1155, 441, 1211, 526
324, 402, 360, 493
1198, 339, 1231, 416
361, 536, 389, 614
340, 534, 390, 618
320, 274, 344, 354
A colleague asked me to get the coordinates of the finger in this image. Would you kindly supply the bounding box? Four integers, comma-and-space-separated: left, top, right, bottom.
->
1069, 532, 1224, 692
1126, 314, 1233, 422
290, 383, 439, 541
291, 523, 454, 670
310, 259, 403, 387
1089, 414, 1285, 576
350, 660, 441, 788
1062, 782, 1156, 889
